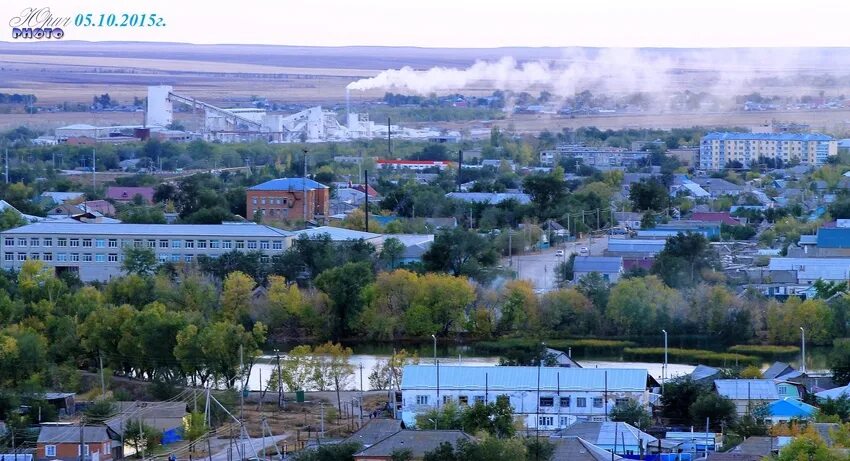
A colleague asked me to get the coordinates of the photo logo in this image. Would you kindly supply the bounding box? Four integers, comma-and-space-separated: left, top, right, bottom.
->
9, 7, 69, 39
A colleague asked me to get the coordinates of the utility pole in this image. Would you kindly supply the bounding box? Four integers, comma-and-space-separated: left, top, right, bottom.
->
4, 147, 8, 184
320, 401, 325, 439
80, 417, 85, 461
92, 148, 96, 190
387, 117, 392, 155
138, 419, 145, 461
239, 344, 245, 422
364, 169, 369, 232
275, 349, 283, 409
99, 351, 106, 396
302, 149, 308, 224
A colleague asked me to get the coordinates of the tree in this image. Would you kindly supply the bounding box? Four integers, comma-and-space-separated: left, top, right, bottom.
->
819, 395, 850, 422
606, 276, 684, 335
423, 228, 498, 278
539, 288, 594, 335
315, 261, 375, 340
609, 399, 651, 429
460, 397, 516, 438
390, 449, 412, 461
220, 271, 255, 323
689, 393, 736, 429
124, 420, 162, 458
651, 232, 719, 288
767, 297, 834, 345
776, 431, 836, 461
661, 377, 708, 424
523, 170, 566, 217
122, 246, 157, 277
313, 342, 354, 413
291, 441, 362, 461
368, 349, 419, 390
630, 179, 669, 211
831, 339, 850, 386
0, 208, 26, 231
359, 270, 421, 340
267, 275, 305, 329
380, 237, 405, 270
267, 345, 316, 392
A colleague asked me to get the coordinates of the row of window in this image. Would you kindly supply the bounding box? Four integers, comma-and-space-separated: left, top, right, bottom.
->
5, 252, 119, 263
4, 237, 284, 250
44, 442, 109, 457
252, 197, 290, 205
415, 394, 629, 409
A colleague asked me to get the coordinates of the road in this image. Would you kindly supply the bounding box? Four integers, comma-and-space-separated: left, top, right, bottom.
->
506, 235, 609, 292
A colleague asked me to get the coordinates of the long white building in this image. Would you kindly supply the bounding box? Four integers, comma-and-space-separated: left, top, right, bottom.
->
399, 365, 655, 431
0, 222, 292, 281
699, 132, 837, 170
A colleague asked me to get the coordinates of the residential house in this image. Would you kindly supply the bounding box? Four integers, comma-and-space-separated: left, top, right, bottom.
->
549, 437, 622, 461
552, 422, 657, 456
105, 187, 155, 204
816, 385, 850, 401
692, 178, 744, 197
545, 348, 582, 368
247, 178, 330, 223
343, 419, 403, 449
689, 365, 721, 384
613, 212, 642, 230
724, 436, 791, 458
762, 362, 796, 380
40, 192, 84, 206
605, 239, 667, 258
764, 398, 817, 425
714, 380, 803, 416
106, 401, 187, 444
665, 431, 720, 453
42, 392, 75, 417
573, 256, 624, 283
376, 159, 451, 171
352, 430, 472, 461
767, 257, 850, 284
699, 132, 837, 170
385, 234, 434, 266
399, 365, 654, 430
691, 212, 741, 226
37, 425, 117, 461
80, 201, 116, 217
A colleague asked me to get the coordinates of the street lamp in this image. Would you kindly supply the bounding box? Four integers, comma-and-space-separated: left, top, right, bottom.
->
431, 334, 437, 365
661, 329, 668, 393
800, 327, 806, 373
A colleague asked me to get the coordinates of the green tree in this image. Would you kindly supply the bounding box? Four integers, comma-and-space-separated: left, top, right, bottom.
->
460, 397, 516, 438
423, 228, 498, 278
124, 420, 162, 458
776, 431, 836, 461
220, 271, 255, 322
380, 237, 405, 269
661, 377, 708, 424
390, 449, 412, 461
315, 261, 375, 340
609, 399, 652, 429
689, 393, 736, 429
831, 339, 850, 386
630, 179, 669, 211
651, 232, 720, 288
313, 342, 354, 412
606, 276, 684, 335
122, 246, 157, 277
0, 207, 26, 231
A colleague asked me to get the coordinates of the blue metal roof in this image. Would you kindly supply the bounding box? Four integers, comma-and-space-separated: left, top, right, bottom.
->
401, 365, 648, 392
248, 178, 328, 191
573, 256, 623, 274
1, 222, 292, 237
291, 226, 381, 241
816, 228, 850, 248
702, 132, 833, 142
766, 398, 817, 418
715, 379, 779, 400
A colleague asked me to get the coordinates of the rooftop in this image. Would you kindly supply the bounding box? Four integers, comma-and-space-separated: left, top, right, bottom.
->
291, 226, 382, 241
714, 380, 780, 400
248, 178, 328, 191
573, 256, 623, 274
550, 437, 622, 461
554, 422, 657, 447
38, 425, 110, 443
703, 132, 833, 142
1, 222, 293, 237
401, 365, 648, 392
353, 430, 471, 458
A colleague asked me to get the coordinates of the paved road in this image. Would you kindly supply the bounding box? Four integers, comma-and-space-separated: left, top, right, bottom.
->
506, 236, 609, 292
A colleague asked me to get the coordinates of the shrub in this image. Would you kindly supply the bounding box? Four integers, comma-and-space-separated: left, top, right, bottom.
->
623, 347, 759, 367
728, 345, 800, 356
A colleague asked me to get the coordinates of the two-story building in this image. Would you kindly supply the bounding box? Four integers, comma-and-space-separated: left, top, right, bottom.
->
0, 222, 292, 282
399, 365, 655, 431
246, 178, 330, 223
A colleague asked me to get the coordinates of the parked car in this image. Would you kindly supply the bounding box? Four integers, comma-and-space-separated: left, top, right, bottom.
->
579, 247, 589, 256
555, 249, 565, 257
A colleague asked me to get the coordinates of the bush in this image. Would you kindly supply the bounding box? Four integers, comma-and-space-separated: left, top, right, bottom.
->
728, 345, 800, 356
623, 347, 759, 367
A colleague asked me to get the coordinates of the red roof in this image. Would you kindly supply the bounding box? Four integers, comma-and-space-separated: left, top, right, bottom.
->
377, 159, 450, 165
691, 212, 740, 226
106, 186, 155, 203
351, 184, 379, 197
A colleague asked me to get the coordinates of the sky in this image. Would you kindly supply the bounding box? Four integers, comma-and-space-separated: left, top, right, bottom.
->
4, 0, 850, 48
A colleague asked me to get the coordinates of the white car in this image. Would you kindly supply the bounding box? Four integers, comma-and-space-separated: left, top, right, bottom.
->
555, 249, 565, 257
579, 247, 589, 256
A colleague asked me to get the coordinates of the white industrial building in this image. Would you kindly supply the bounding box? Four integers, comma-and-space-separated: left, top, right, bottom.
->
0, 222, 292, 282
399, 365, 655, 431
145, 85, 443, 143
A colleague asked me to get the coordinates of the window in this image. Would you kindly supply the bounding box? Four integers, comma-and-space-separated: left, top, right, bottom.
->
103, 442, 109, 454
43, 253, 53, 262
273, 240, 283, 250
95, 254, 106, 263
157, 254, 167, 262
443, 395, 453, 404
95, 239, 106, 248
57, 254, 67, 262
30, 237, 39, 246
559, 416, 571, 427
82, 254, 93, 262
108, 239, 118, 248
210, 240, 221, 249
458, 396, 469, 406
45, 445, 56, 457
260, 255, 269, 263
197, 240, 207, 249
170, 254, 180, 262
69, 239, 79, 247
17, 238, 27, 246
184, 254, 193, 263
222, 240, 232, 249
260, 240, 270, 250
576, 397, 587, 408
538, 416, 553, 427
4, 252, 12, 261
560, 397, 571, 408
185, 240, 194, 249
539, 397, 554, 407
172, 240, 182, 249
70, 253, 80, 262
82, 239, 92, 247
416, 395, 429, 405
474, 395, 485, 404
43, 238, 52, 247
159, 240, 169, 248
247, 240, 257, 249
236, 240, 245, 249
615, 398, 630, 407
108, 254, 118, 262
78, 445, 90, 456
252, 198, 257, 205
4, 237, 13, 246
145, 239, 155, 248
592, 397, 603, 408
17, 253, 26, 261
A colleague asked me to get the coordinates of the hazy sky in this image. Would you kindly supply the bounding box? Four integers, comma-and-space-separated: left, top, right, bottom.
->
4, 0, 850, 48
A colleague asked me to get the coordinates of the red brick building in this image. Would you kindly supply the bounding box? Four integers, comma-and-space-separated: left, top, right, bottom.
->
247, 178, 329, 222
37, 425, 117, 461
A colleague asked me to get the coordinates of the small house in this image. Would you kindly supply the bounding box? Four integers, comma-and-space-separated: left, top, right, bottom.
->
552, 422, 656, 456
764, 398, 817, 425
573, 256, 624, 283
37, 425, 117, 461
